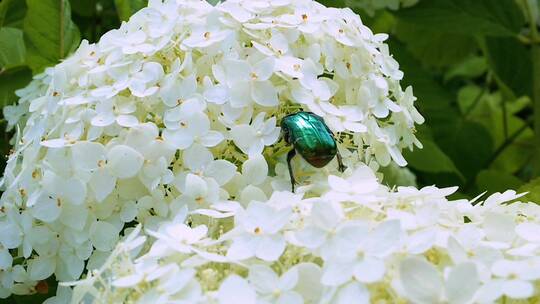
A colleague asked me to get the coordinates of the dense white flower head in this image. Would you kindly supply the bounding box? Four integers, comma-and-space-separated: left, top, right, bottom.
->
1, 0, 539, 303
0, 0, 422, 296
69, 167, 540, 304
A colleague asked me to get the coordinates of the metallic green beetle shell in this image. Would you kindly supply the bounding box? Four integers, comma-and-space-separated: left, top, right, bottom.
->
281, 111, 338, 168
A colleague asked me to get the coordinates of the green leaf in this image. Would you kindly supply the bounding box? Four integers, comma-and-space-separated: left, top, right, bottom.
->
316, 0, 346, 8
71, 0, 121, 43
396, 0, 525, 37
436, 120, 494, 180
0, 0, 27, 28
457, 85, 534, 173
395, 20, 478, 69
24, 0, 81, 74
444, 56, 488, 82
0, 67, 32, 107
206, 0, 221, 5
0, 27, 26, 69
518, 177, 540, 204
114, 0, 147, 21
388, 40, 496, 186
364, 10, 396, 34
476, 169, 523, 194
0, 0, 12, 27
484, 37, 533, 98
380, 162, 417, 188
389, 39, 461, 135
404, 138, 462, 176
70, 0, 98, 17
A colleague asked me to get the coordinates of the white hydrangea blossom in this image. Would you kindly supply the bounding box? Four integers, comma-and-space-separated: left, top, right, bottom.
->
68, 167, 540, 303
0, 0, 422, 296
0, 0, 538, 303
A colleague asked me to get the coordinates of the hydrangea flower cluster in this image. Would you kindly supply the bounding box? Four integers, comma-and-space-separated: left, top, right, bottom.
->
67, 168, 540, 303
1, 0, 538, 303
0, 0, 423, 297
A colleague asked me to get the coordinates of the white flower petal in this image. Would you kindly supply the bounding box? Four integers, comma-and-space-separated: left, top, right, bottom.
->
185, 173, 208, 198
248, 265, 279, 294
446, 263, 479, 304
189, 112, 211, 136
107, 145, 144, 178
483, 212, 516, 243
116, 115, 139, 127
230, 82, 252, 107
28, 256, 56, 280
294, 263, 323, 303
200, 130, 224, 147
218, 275, 256, 304
256, 235, 286, 261
206, 160, 237, 186
502, 279, 534, 299
279, 267, 299, 291
328, 175, 350, 192
204, 84, 229, 104
231, 125, 256, 154
399, 257, 443, 304
335, 282, 369, 304
365, 220, 401, 257
41, 138, 67, 148
321, 262, 354, 286
60, 203, 88, 231
0, 222, 22, 249
112, 273, 144, 288
90, 169, 116, 202
63, 252, 84, 279
312, 200, 343, 231
343, 121, 367, 133
474, 280, 504, 303
163, 128, 194, 150
227, 237, 256, 261
353, 257, 385, 283
90, 221, 119, 252
183, 144, 213, 172
61, 177, 87, 205
0, 249, 13, 270
71, 141, 106, 171
295, 226, 327, 249
31, 194, 61, 223
277, 292, 303, 304
252, 81, 279, 107
515, 222, 540, 242
253, 57, 275, 81
242, 154, 268, 185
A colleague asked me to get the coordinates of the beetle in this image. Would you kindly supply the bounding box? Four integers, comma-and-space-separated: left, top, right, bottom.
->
281, 111, 346, 192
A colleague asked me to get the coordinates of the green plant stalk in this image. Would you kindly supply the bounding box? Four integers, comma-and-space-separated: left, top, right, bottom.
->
521, 0, 540, 176
533, 43, 540, 176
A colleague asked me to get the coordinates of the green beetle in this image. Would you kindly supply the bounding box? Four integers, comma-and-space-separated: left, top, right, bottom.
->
281, 111, 346, 192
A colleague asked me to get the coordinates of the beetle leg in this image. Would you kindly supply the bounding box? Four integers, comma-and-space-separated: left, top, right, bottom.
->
316, 117, 347, 173
336, 150, 346, 173
287, 149, 297, 192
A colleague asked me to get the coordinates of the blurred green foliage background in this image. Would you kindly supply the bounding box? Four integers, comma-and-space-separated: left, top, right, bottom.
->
0, 0, 539, 302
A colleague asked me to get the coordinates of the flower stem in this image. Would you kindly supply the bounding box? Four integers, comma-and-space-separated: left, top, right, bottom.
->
521, 0, 540, 175
533, 43, 540, 175
528, 9, 540, 175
